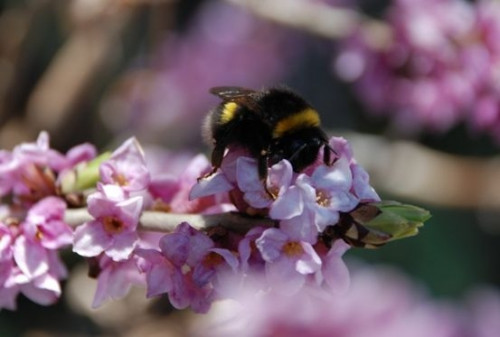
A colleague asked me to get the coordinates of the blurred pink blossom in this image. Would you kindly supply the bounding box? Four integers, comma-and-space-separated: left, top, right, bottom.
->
0, 131, 96, 204
336, 0, 500, 142
100, 1, 300, 143
0, 197, 70, 310
193, 265, 461, 337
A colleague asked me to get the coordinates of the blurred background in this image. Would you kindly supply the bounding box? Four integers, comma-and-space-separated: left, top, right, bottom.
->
0, 0, 499, 335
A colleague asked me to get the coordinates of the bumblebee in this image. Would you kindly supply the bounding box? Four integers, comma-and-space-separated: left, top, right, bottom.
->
203, 86, 334, 191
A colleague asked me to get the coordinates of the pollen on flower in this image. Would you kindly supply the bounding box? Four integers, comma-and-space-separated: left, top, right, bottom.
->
181, 264, 192, 275
112, 173, 129, 187
282, 241, 304, 257
35, 229, 44, 241
316, 189, 331, 207
103, 216, 124, 234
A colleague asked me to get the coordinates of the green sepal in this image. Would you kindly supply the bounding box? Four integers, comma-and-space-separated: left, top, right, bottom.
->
59, 152, 111, 194
352, 201, 431, 243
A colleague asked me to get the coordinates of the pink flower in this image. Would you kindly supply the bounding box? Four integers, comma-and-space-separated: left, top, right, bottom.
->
2, 242, 67, 310
91, 255, 145, 308
100, 137, 150, 192
238, 227, 266, 273
256, 228, 322, 294
0, 131, 97, 203
295, 156, 359, 232
237, 158, 302, 216
135, 248, 175, 298
21, 197, 72, 250
0, 197, 70, 310
149, 154, 233, 214
73, 184, 143, 261
317, 239, 351, 294
138, 222, 239, 313
157, 222, 217, 312
336, 0, 476, 133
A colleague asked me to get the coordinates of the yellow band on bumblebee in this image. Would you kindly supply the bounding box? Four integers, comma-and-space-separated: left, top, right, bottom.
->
272, 108, 320, 138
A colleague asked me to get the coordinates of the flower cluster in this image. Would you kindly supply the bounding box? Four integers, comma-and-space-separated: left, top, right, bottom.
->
71, 138, 236, 310
0, 132, 96, 309
188, 137, 380, 300
74, 135, 380, 313
0, 132, 423, 315
336, 0, 500, 141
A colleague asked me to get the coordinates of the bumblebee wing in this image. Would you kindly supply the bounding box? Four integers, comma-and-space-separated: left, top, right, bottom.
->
210, 86, 256, 100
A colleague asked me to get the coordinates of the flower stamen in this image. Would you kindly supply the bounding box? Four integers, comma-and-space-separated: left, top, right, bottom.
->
316, 189, 330, 207
282, 241, 304, 257
103, 216, 125, 234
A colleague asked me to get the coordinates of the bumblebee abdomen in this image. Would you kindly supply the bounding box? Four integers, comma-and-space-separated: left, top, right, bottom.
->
271, 107, 321, 138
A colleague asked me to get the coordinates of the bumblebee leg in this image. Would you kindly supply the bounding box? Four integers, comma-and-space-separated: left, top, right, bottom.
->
198, 143, 226, 181
323, 143, 337, 166
211, 142, 226, 168
258, 151, 276, 200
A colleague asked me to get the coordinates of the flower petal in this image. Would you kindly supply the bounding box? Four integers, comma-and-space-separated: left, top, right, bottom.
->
72, 221, 109, 257
105, 232, 138, 261
13, 236, 48, 279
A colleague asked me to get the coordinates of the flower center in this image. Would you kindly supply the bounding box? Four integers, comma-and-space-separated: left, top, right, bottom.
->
316, 189, 330, 207
282, 241, 304, 257
202, 251, 224, 268
35, 228, 44, 241
103, 216, 124, 234
113, 173, 129, 187
20, 164, 56, 202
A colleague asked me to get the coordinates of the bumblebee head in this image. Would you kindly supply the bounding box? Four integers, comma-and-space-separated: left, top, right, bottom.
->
269, 127, 327, 172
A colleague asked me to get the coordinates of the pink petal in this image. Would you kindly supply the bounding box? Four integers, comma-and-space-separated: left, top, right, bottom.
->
13, 236, 48, 279
255, 228, 287, 262
269, 186, 303, 220
21, 274, 60, 306
72, 221, 110, 257
266, 257, 305, 294
116, 196, 144, 228
160, 231, 190, 265
280, 211, 318, 244
322, 240, 351, 294
105, 232, 138, 261
189, 171, 233, 200
0, 284, 19, 310
295, 243, 322, 275
236, 157, 260, 191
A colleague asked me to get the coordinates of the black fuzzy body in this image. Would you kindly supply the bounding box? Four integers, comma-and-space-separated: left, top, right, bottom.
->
204, 86, 331, 180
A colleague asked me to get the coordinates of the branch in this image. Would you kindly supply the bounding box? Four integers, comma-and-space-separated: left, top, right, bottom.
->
224, 0, 392, 49
342, 131, 500, 209
64, 209, 275, 233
